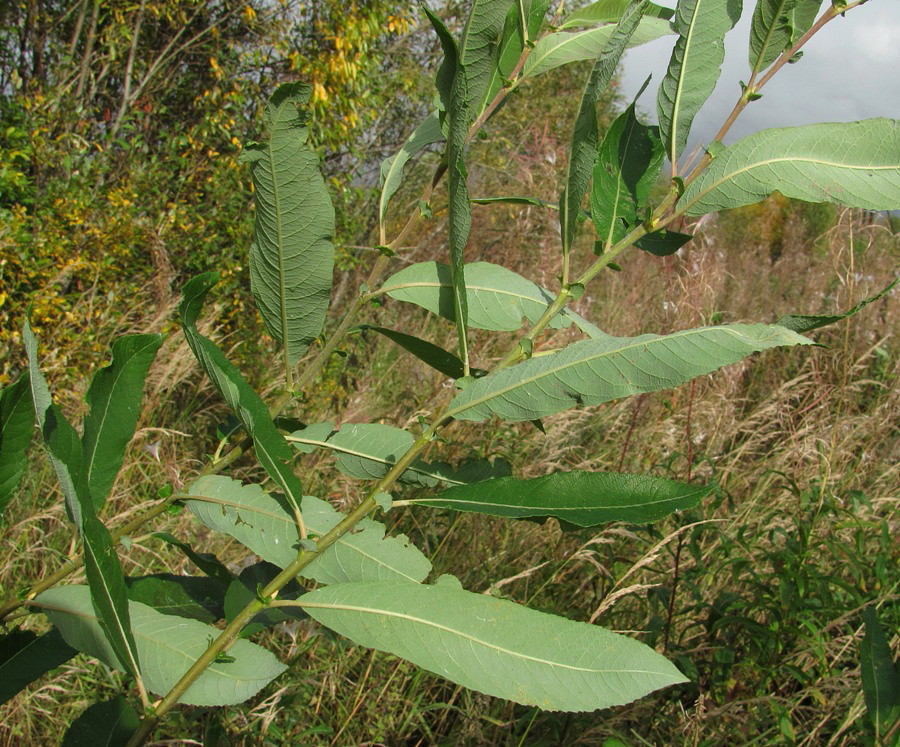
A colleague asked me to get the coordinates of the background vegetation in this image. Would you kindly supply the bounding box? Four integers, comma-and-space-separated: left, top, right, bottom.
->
1, 1, 897, 744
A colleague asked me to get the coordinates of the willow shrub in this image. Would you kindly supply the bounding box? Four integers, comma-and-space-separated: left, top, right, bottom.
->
1, 0, 898, 743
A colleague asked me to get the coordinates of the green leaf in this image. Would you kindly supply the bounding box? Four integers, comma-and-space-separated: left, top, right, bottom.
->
447, 323, 812, 422
479, 0, 550, 113
379, 112, 443, 229
288, 422, 511, 487
446, 0, 516, 371
559, 0, 674, 28
403, 471, 710, 526
382, 261, 601, 336
37, 585, 286, 706
241, 82, 335, 365
82, 334, 163, 509
300, 581, 686, 710
224, 561, 305, 638
184, 475, 432, 585
522, 17, 672, 77
681, 119, 900, 215
179, 273, 305, 531
471, 195, 558, 209
749, 0, 800, 74
125, 575, 227, 623
591, 101, 665, 251
0, 374, 34, 519
25, 318, 142, 684
422, 5, 459, 117
634, 228, 693, 256
358, 325, 467, 379
62, 697, 139, 747
787, 0, 823, 43
860, 607, 900, 737
561, 1, 647, 259
0, 629, 76, 704
776, 275, 899, 334
656, 0, 743, 165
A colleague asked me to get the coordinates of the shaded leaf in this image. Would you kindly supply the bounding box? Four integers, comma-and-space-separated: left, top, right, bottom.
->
37, 585, 286, 706
82, 334, 163, 508
776, 275, 899, 334
379, 112, 443, 228
522, 17, 672, 77
561, 1, 647, 259
125, 575, 227, 623
288, 422, 511, 487
591, 101, 665, 251
404, 471, 710, 526
358, 326, 466, 379
151, 532, 235, 587
62, 696, 139, 747
657, 0, 743, 165
472, 195, 558, 209
184, 475, 432, 585
0, 628, 76, 704
25, 319, 142, 683
681, 119, 900, 215
787, 0, 823, 43
422, 5, 459, 118
179, 273, 305, 531
860, 607, 900, 736
300, 581, 686, 710
382, 261, 601, 336
447, 323, 812, 422
749, 0, 800, 74
634, 229, 693, 256
224, 561, 305, 638
241, 82, 335, 365
0, 374, 34, 519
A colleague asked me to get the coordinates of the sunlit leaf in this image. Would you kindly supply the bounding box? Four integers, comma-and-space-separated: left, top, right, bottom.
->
37, 585, 286, 706
404, 471, 710, 526
300, 581, 687, 710
447, 323, 812, 421
681, 119, 900, 215
749, 0, 800, 74
241, 82, 335, 365
559, 0, 674, 28
776, 275, 899, 334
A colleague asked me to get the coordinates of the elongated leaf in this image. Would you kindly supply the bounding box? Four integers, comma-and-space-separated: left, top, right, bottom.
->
288, 422, 510, 487
379, 112, 443, 228
382, 261, 601, 336
358, 325, 466, 379
634, 228, 693, 256
179, 273, 305, 528
0, 629, 76, 704
224, 561, 305, 638
37, 585, 286, 706
82, 334, 163, 508
25, 319, 142, 683
472, 195, 558, 208
151, 532, 235, 586
0, 374, 33, 519
447, 323, 812, 422
447, 0, 515, 371
405, 471, 710, 526
241, 82, 335, 365
126, 575, 226, 623
682, 119, 900, 215
301, 581, 686, 710
185, 475, 432, 585
560, 0, 673, 28
422, 5, 459, 118
522, 17, 672, 77
776, 275, 899, 334
657, 0, 743, 166
861, 607, 900, 736
479, 0, 550, 114
749, 0, 800, 74
561, 1, 646, 259
591, 101, 665, 251
787, 0, 822, 43
62, 697, 139, 747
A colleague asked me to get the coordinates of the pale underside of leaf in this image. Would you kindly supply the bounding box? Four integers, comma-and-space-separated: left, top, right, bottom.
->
37, 585, 286, 706
300, 581, 687, 711
682, 119, 900, 215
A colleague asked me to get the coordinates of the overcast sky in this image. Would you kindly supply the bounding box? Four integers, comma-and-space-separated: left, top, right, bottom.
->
618, 0, 900, 151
